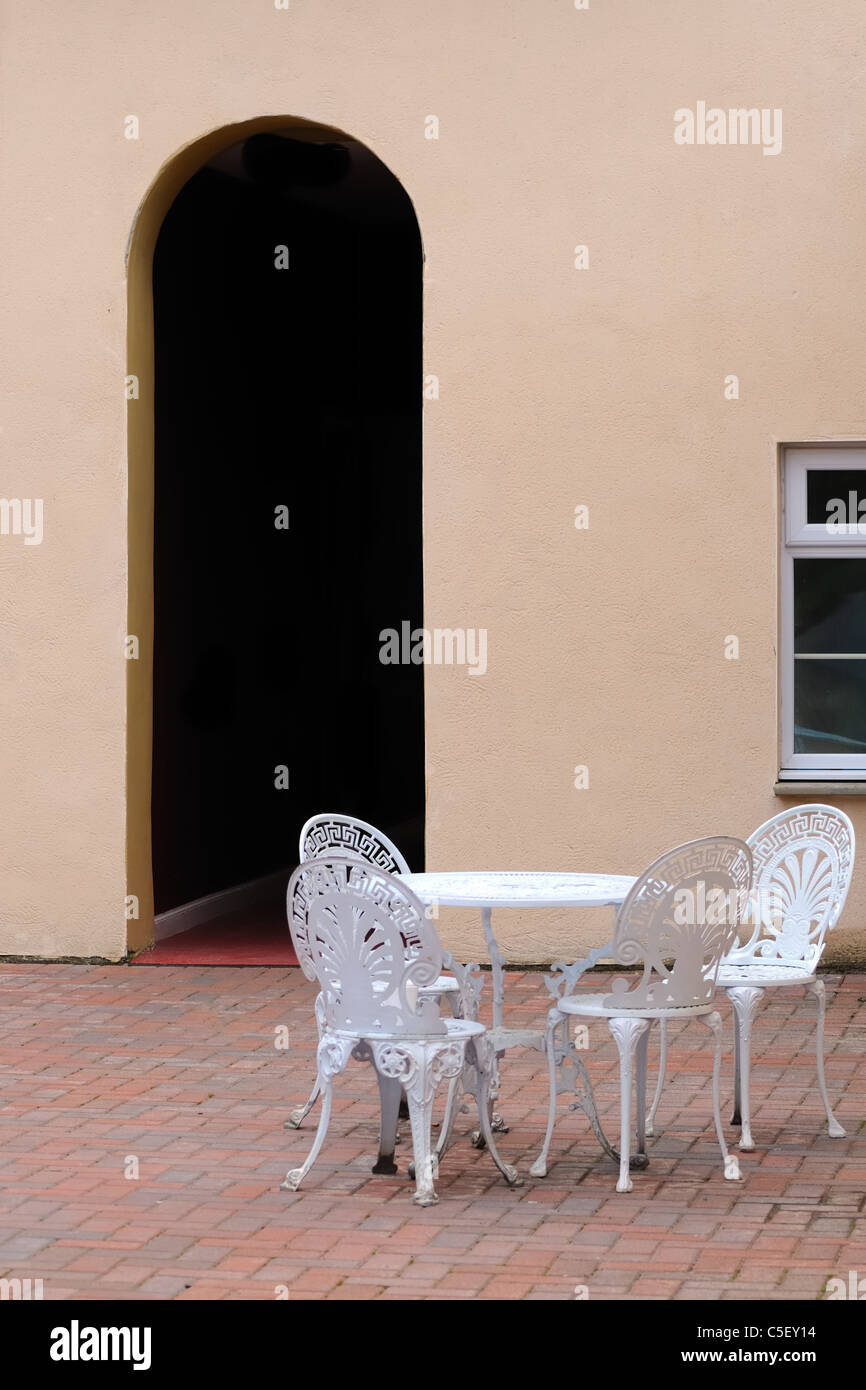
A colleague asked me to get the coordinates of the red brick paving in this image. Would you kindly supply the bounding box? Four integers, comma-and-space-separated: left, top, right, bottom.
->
0, 963, 863, 1300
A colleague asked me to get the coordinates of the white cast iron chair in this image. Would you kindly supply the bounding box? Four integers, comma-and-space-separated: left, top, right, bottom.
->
548, 836, 753, 1192
286, 812, 460, 1160
647, 805, 854, 1150
281, 855, 521, 1206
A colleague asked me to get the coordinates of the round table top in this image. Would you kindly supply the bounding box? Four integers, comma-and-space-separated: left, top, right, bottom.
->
400, 870, 636, 909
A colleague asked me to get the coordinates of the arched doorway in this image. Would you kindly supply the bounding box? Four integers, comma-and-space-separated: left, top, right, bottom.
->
126, 119, 425, 959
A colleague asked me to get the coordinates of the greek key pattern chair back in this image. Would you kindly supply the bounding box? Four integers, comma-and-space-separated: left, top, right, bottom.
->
287, 855, 445, 1037
724, 805, 855, 971
299, 813, 411, 875
604, 836, 753, 1011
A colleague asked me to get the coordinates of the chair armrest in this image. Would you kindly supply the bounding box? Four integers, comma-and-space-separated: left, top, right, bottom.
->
544, 940, 615, 1002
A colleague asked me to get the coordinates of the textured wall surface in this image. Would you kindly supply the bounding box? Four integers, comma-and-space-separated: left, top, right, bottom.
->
1, 1, 865, 961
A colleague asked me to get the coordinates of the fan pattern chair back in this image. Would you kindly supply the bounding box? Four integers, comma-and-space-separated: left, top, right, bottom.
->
299, 812, 411, 875
287, 855, 445, 1037
604, 835, 753, 1011
724, 804, 854, 972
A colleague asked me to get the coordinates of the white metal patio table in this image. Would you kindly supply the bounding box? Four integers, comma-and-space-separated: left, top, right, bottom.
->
400, 870, 643, 1175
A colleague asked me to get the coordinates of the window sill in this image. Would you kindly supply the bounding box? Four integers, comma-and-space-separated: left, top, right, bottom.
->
774, 780, 866, 795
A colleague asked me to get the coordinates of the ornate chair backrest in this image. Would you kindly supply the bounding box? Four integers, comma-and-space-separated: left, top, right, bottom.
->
287, 856, 445, 1036
723, 805, 855, 971
299, 813, 411, 876
603, 836, 753, 1011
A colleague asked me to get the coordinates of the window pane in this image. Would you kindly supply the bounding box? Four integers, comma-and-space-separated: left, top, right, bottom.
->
794, 558, 866, 653
794, 659, 866, 752
793, 558, 866, 753
806, 469, 866, 527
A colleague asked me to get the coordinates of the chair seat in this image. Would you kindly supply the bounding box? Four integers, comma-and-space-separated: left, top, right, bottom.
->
558, 991, 715, 1020
330, 1016, 486, 1044
419, 975, 458, 996
717, 962, 814, 988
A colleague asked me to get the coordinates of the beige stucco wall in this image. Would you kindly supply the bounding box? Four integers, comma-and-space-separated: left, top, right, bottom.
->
1, 0, 866, 962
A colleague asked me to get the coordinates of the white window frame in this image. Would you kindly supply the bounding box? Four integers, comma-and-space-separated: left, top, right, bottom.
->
780, 445, 866, 779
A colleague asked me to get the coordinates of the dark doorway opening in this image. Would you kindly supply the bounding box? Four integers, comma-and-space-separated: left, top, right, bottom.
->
144, 125, 425, 963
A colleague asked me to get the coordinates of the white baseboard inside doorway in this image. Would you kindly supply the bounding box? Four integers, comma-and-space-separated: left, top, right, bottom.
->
154, 868, 292, 941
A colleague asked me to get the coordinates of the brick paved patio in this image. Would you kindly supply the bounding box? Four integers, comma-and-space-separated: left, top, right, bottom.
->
0, 963, 863, 1300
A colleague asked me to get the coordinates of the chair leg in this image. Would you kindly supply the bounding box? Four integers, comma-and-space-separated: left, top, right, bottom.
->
286, 1078, 320, 1130
280, 1037, 351, 1192
700, 1010, 740, 1181
635, 1024, 650, 1156
471, 1038, 522, 1189
529, 1008, 562, 1178
372, 1070, 403, 1175
609, 1017, 649, 1193
470, 1096, 508, 1147
286, 992, 325, 1129
429, 1046, 508, 1174
645, 1017, 666, 1138
470, 1050, 509, 1147
726, 986, 763, 1150
433, 982, 465, 1162
434, 1073, 462, 1164
280, 1075, 334, 1191
806, 978, 846, 1138
372, 1040, 462, 1206
730, 1003, 742, 1126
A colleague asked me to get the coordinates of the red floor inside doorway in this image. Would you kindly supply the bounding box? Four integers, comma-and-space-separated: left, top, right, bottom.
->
132, 899, 298, 967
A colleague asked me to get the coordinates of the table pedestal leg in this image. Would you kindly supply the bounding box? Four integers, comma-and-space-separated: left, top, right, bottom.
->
474, 908, 510, 1139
